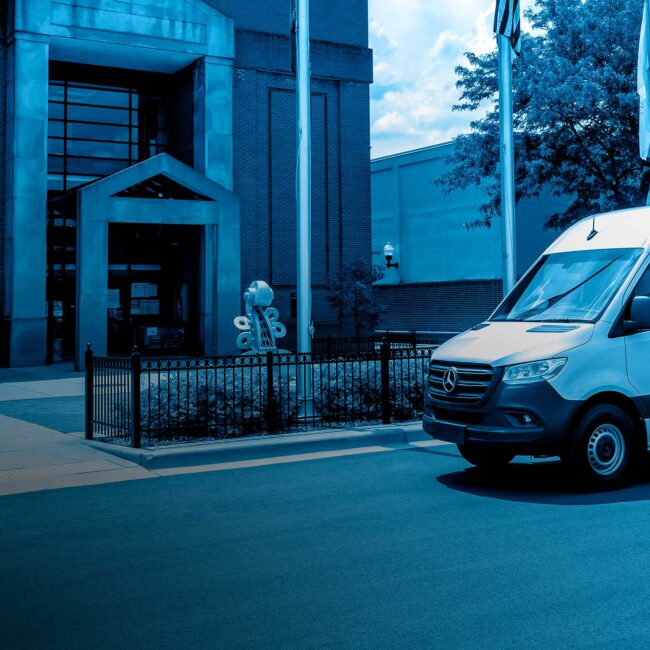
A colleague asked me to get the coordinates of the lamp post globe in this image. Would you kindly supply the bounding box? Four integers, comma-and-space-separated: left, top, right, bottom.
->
383, 242, 395, 265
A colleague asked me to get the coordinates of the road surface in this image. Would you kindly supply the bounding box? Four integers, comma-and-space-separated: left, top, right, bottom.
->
3, 443, 650, 648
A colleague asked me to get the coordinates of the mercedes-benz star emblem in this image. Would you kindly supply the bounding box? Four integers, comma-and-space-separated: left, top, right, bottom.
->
442, 367, 458, 393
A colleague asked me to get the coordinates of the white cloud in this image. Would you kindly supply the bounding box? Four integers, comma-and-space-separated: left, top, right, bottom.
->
369, 1, 530, 158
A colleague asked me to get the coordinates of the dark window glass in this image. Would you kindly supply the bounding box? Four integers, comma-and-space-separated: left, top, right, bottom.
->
66, 140, 130, 159
49, 120, 64, 137
67, 122, 130, 142
67, 86, 130, 108
47, 176, 64, 191
49, 102, 64, 120
48, 138, 64, 155
49, 85, 65, 101
66, 156, 127, 176
67, 104, 130, 125
47, 66, 171, 189
48, 155, 64, 173
66, 176, 99, 188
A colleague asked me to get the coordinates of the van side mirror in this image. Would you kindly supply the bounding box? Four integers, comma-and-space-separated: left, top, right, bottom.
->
625, 296, 650, 333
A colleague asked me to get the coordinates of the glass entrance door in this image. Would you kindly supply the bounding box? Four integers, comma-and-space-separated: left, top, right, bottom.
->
107, 224, 201, 355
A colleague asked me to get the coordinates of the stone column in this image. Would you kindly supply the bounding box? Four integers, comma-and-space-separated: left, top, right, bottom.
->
3, 32, 49, 366
215, 212, 241, 356
194, 55, 237, 356
193, 56, 234, 191
199, 224, 217, 356
75, 197, 109, 368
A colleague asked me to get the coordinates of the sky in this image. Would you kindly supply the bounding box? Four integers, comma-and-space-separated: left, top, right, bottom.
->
368, 0, 531, 159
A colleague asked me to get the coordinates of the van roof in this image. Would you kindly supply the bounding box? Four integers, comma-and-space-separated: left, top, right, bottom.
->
546, 206, 650, 254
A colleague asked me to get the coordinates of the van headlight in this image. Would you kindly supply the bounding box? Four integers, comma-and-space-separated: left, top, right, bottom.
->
502, 358, 567, 385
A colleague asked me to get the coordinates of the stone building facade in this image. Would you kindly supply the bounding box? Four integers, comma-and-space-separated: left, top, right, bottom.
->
0, 0, 372, 367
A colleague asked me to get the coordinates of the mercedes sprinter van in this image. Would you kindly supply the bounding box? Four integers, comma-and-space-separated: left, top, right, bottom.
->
423, 207, 650, 486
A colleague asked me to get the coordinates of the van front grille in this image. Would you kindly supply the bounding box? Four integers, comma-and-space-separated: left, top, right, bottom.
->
428, 362, 494, 405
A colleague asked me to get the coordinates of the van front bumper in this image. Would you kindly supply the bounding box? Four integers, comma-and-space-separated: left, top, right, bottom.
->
422, 377, 580, 454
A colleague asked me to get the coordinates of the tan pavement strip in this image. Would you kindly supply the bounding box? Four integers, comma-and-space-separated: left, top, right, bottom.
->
0, 460, 122, 484
0, 469, 154, 496
153, 445, 393, 477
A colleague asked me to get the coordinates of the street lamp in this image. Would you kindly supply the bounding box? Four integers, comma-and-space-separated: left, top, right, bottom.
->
383, 242, 399, 269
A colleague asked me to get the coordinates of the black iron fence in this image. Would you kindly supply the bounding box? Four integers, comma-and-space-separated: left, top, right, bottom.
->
312, 331, 456, 355
374, 330, 459, 346
85, 343, 437, 447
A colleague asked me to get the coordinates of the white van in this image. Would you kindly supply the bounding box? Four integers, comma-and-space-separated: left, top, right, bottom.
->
423, 207, 650, 486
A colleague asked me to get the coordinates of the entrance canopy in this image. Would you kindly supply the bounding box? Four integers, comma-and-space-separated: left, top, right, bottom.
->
75, 154, 240, 368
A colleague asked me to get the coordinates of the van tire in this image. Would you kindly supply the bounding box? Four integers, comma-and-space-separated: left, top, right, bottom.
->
457, 444, 515, 469
567, 404, 642, 488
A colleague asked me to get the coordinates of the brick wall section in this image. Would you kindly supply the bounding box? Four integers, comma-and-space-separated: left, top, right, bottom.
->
375, 281, 504, 333
0, 6, 6, 317
226, 1, 373, 342
206, 0, 369, 47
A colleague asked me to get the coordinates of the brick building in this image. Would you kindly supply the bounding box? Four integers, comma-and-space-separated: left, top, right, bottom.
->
0, 0, 372, 368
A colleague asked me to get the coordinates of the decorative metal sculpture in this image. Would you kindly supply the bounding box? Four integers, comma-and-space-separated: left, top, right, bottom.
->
234, 281, 287, 353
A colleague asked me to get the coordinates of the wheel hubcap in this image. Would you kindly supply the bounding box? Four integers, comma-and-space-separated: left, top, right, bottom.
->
587, 424, 625, 476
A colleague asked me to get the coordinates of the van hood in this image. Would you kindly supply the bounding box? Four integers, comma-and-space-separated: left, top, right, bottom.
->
433, 321, 595, 367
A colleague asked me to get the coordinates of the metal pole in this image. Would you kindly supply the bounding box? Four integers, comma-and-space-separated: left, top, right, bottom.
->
296, 0, 313, 413
498, 35, 517, 295
84, 344, 94, 440
130, 347, 141, 449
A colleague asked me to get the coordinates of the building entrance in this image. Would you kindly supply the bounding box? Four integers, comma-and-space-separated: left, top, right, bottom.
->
107, 224, 201, 355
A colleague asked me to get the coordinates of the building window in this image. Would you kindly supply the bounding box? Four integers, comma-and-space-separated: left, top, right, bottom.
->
47, 64, 170, 191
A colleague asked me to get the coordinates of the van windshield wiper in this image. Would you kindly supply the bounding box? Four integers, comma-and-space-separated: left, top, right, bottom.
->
509, 255, 623, 321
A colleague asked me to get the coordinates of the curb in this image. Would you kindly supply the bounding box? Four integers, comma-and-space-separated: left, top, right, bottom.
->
85, 423, 430, 470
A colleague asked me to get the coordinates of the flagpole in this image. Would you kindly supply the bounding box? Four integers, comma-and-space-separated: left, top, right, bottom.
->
498, 34, 517, 295
639, 0, 650, 204
296, 0, 313, 413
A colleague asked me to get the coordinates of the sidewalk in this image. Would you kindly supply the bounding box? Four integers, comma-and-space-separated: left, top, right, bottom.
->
0, 362, 85, 433
0, 414, 152, 496
0, 363, 440, 496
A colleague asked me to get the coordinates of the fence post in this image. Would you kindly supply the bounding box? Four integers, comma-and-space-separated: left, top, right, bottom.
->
84, 343, 94, 440
130, 346, 142, 449
380, 339, 391, 424
265, 351, 277, 434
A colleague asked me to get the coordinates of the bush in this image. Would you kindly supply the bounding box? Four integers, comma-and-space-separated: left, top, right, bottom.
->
117, 353, 430, 444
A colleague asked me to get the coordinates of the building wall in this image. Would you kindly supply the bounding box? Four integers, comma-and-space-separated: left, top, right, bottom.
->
372, 142, 569, 333
0, 0, 372, 364
211, 0, 373, 343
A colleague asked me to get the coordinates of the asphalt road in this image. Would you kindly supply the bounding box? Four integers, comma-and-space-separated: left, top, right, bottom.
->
3, 444, 650, 649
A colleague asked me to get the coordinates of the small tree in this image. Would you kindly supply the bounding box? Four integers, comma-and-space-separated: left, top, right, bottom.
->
327, 258, 385, 340
438, 0, 644, 230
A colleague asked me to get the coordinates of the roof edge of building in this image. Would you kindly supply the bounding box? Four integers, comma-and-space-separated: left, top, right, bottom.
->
371, 140, 454, 164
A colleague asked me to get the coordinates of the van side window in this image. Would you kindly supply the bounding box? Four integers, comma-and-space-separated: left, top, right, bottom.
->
624, 264, 650, 320
621, 265, 650, 321
633, 265, 650, 298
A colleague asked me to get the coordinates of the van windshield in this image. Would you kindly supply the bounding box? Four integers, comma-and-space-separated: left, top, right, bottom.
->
491, 248, 643, 323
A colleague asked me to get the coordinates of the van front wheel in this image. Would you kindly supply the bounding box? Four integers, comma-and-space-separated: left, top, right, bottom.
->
457, 444, 515, 469
567, 404, 642, 487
